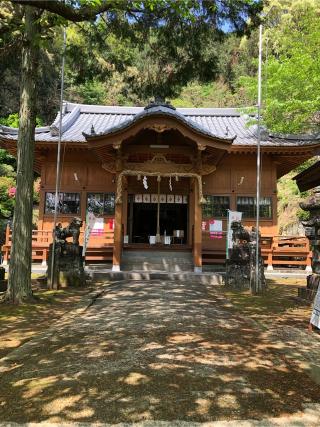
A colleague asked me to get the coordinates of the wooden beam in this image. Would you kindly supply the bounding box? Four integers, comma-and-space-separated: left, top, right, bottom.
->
124, 145, 195, 157
112, 194, 123, 271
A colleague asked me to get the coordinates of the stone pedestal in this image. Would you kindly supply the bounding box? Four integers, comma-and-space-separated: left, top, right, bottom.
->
299, 187, 320, 301
47, 243, 85, 288
298, 274, 320, 302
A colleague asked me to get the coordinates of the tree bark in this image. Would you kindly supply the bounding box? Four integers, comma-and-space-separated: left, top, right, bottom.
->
6, 6, 40, 304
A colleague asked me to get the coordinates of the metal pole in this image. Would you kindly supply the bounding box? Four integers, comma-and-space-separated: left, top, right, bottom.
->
254, 24, 263, 294
156, 177, 161, 243
50, 27, 66, 288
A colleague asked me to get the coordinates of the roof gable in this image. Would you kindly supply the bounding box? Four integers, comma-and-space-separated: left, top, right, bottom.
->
1, 101, 320, 150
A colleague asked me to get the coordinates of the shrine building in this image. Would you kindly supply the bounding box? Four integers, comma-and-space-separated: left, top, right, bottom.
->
1, 100, 319, 272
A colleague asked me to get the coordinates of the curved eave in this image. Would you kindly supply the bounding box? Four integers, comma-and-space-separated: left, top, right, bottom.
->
83, 110, 235, 150
0, 135, 42, 173
228, 142, 320, 154
0, 134, 89, 149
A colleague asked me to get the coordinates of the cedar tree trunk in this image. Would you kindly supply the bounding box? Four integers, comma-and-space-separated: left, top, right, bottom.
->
6, 6, 40, 303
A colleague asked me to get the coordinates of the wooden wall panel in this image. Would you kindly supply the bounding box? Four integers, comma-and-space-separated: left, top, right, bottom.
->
87, 166, 115, 191
203, 166, 231, 193
203, 154, 276, 196
44, 162, 88, 188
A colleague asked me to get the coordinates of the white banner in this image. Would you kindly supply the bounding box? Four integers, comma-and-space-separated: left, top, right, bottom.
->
82, 211, 96, 256
310, 286, 320, 329
227, 210, 243, 250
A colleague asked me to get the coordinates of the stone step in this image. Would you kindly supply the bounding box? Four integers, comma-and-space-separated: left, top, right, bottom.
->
121, 250, 193, 272
122, 264, 192, 272
89, 269, 225, 286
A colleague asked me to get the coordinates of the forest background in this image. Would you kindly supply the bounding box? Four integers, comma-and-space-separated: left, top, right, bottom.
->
0, 0, 319, 236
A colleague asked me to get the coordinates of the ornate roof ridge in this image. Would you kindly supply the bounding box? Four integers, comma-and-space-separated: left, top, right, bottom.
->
64, 101, 248, 117
83, 104, 236, 143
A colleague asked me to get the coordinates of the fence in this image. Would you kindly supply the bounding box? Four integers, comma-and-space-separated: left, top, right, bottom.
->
2, 226, 114, 265
1, 226, 312, 270
202, 233, 311, 271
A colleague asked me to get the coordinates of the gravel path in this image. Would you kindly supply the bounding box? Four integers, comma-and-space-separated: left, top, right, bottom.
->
0, 279, 320, 424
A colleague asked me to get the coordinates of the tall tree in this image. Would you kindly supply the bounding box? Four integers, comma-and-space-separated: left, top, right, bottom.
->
5, 0, 262, 303
6, 5, 41, 303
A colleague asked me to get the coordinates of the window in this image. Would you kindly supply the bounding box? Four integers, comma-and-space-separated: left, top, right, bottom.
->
202, 195, 230, 218
237, 196, 272, 219
45, 192, 80, 214
87, 193, 115, 216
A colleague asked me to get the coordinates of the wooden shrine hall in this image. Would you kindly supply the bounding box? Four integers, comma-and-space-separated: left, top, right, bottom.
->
1, 100, 319, 271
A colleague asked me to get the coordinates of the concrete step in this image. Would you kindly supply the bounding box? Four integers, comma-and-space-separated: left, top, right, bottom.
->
121, 250, 193, 272
88, 269, 224, 285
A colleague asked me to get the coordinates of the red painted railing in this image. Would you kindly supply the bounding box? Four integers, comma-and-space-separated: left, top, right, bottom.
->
1, 225, 312, 269
2, 226, 114, 265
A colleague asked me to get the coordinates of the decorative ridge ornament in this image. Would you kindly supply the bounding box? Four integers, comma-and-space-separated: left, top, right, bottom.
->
144, 96, 176, 111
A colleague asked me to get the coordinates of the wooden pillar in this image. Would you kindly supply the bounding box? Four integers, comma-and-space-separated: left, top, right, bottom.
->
42, 248, 48, 267
193, 178, 202, 273
267, 250, 273, 271
306, 246, 313, 272
122, 187, 128, 237
112, 174, 123, 271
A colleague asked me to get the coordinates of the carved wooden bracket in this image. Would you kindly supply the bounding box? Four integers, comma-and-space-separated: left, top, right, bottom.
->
112, 142, 121, 150
148, 124, 168, 133
197, 143, 206, 151
102, 162, 116, 174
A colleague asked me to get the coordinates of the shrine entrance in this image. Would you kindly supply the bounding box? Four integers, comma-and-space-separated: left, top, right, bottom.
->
86, 106, 230, 271
128, 196, 188, 244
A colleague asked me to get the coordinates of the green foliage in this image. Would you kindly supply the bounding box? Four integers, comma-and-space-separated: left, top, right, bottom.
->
0, 113, 43, 128
0, 113, 19, 127
238, 0, 320, 133
0, 176, 15, 218
0, 163, 15, 178
277, 157, 318, 234
172, 80, 241, 108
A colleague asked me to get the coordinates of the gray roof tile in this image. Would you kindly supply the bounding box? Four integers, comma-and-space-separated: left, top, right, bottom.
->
1, 101, 319, 148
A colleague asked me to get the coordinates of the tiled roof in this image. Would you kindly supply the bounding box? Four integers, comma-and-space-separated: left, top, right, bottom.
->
1, 102, 320, 148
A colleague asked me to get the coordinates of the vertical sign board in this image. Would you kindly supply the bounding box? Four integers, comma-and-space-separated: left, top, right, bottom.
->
226, 210, 243, 259
209, 219, 223, 239
310, 286, 320, 329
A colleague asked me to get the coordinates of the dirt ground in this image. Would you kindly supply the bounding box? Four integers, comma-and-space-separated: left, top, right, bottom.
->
0, 283, 98, 359
0, 278, 320, 424
219, 277, 313, 330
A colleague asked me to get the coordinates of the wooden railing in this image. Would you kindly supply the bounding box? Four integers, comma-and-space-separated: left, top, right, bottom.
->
266, 235, 312, 271
2, 226, 114, 265
202, 234, 312, 271
1, 225, 312, 270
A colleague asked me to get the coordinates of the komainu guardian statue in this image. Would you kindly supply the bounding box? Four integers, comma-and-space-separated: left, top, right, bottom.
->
47, 217, 85, 289
225, 221, 266, 292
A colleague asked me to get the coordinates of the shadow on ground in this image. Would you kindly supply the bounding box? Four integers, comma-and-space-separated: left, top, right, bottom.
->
0, 279, 319, 423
